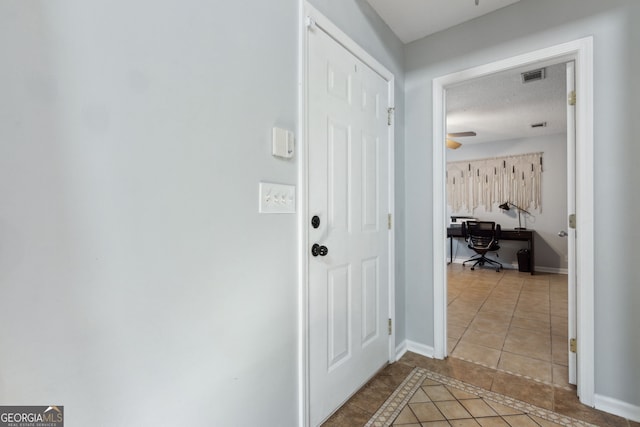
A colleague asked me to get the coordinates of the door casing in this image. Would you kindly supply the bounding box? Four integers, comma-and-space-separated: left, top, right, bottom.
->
298, 2, 396, 425
432, 37, 594, 405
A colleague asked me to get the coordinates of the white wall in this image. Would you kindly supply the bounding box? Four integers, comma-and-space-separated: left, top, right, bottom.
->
0, 0, 404, 425
404, 0, 640, 411
447, 134, 568, 270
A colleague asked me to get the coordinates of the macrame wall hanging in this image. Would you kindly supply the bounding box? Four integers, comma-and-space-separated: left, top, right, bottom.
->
447, 152, 543, 213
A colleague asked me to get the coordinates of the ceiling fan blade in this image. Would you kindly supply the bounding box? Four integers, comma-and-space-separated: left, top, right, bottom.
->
446, 139, 462, 149
447, 131, 477, 138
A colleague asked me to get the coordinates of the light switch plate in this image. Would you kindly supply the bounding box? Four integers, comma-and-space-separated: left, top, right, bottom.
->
259, 182, 296, 214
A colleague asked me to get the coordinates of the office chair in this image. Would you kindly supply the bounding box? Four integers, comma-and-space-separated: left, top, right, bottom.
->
462, 221, 503, 272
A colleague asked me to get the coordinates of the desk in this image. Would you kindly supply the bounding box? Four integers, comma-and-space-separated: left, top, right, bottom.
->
447, 227, 535, 274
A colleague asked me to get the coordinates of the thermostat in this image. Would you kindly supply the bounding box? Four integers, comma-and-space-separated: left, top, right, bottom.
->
272, 127, 294, 159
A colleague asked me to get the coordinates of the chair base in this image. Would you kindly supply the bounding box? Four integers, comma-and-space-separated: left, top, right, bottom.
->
462, 254, 503, 272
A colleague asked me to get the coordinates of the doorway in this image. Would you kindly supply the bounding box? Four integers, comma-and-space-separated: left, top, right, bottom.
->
431, 37, 594, 406
444, 60, 571, 387
301, 3, 397, 426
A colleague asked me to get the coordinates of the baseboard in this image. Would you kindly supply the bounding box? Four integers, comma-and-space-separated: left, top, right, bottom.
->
535, 266, 568, 274
395, 341, 408, 360
395, 339, 435, 361
594, 393, 640, 423
450, 258, 518, 269
449, 258, 567, 274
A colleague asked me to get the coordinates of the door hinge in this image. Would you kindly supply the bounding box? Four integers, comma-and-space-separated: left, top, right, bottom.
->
388, 213, 392, 230
570, 338, 577, 353
305, 16, 316, 29
568, 90, 576, 106
388, 318, 392, 335
387, 107, 395, 126
569, 213, 576, 229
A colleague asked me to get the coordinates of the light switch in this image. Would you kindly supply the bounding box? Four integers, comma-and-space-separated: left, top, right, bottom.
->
272, 127, 294, 159
259, 182, 296, 214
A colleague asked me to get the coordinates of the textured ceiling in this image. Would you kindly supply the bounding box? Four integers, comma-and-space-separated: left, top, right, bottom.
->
366, 0, 521, 44
365, 0, 567, 145
446, 62, 567, 146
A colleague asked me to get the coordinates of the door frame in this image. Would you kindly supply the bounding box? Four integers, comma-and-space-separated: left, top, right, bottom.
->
298, 3, 396, 425
432, 37, 594, 405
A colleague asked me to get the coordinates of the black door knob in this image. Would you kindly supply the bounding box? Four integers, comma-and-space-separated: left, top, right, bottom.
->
311, 243, 328, 257
311, 215, 321, 229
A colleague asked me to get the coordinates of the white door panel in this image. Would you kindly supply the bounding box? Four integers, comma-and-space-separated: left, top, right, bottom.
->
308, 24, 390, 426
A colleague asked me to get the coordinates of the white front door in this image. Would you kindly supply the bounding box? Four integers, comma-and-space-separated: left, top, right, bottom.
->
307, 22, 391, 426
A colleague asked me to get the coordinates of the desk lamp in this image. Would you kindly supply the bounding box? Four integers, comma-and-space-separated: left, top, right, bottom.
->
498, 202, 531, 230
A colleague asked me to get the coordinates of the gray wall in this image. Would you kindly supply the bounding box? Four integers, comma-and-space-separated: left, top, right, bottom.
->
0, 1, 299, 425
447, 134, 568, 270
0, 0, 404, 424
404, 0, 640, 408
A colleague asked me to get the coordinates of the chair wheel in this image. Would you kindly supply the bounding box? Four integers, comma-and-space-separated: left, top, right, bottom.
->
471, 267, 475, 270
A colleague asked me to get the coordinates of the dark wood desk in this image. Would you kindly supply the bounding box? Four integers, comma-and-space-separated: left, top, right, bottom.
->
447, 226, 535, 274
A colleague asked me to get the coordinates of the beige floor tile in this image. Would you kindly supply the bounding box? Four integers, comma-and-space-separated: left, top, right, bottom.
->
448, 337, 460, 354
459, 328, 506, 351
422, 385, 456, 401
393, 406, 419, 424
550, 300, 567, 317
447, 387, 478, 400
515, 300, 550, 314
503, 327, 551, 361
484, 401, 523, 416
497, 351, 552, 382
452, 341, 502, 368
450, 312, 474, 328
408, 402, 446, 422
476, 310, 514, 322
551, 334, 569, 366
510, 315, 550, 333
468, 316, 511, 336
552, 364, 570, 388
512, 308, 549, 322
409, 388, 431, 403
550, 315, 567, 337
449, 419, 482, 426
434, 400, 473, 419
476, 417, 510, 427
448, 324, 468, 340
459, 399, 498, 417
528, 415, 565, 427
502, 414, 541, 426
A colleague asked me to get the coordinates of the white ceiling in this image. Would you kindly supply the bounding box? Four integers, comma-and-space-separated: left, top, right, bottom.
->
446, 62, 567, 145
365, 0, 567, 146
366, 0, 521, 44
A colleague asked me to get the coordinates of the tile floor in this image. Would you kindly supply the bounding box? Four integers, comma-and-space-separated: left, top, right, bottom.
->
324, 351, 637, 426
446, 264, 570, 389
323, 266, 639, 427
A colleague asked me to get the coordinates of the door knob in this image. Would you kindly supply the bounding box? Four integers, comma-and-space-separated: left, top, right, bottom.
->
558, 230, 568, 237
311, 243, 328, 257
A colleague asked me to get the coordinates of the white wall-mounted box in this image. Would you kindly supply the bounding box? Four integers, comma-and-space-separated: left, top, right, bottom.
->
272, 127, 294, 159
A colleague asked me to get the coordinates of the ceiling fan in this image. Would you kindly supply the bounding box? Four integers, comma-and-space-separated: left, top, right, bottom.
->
446, 131, 476, 149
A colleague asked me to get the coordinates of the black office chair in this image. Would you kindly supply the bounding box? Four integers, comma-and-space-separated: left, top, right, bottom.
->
462, 221, 503, 272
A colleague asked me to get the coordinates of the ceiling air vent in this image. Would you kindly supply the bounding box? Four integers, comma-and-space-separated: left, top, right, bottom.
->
521, 68, 546, 83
